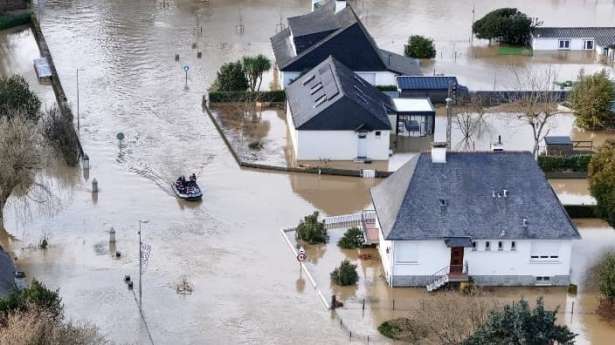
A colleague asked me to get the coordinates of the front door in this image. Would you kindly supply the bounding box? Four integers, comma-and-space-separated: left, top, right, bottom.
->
357, 133, 367, 159
450, 247, 464, 274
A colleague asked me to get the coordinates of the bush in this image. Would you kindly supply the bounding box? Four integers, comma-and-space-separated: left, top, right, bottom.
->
569, 70, 615, 130
0, 75, 41, 122
330, 260, 358, 286
210, 61, 248, 92
376, 85, 398, 92
337, 227, 364, 249
43, 106, 80, 166
296, 211, 328, 244
472, 8, 534, 46
378, 318, 428, 342
0, 12, 32, 30
589, 141, 615, 226
208, 90, 286, 103
463, 298, 575, 345
0, 279, 63, 319
598, 253, 615, 302
537, 154, 592, 172
404, 35, 436, 59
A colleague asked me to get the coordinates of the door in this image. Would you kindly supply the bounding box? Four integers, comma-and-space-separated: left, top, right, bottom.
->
357, 133, 367, 159
449, 247, 464, 274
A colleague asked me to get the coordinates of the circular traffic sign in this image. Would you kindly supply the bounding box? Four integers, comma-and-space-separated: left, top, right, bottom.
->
183, 65, 190, 72
297, 252, 306, 262
116, 132, 125, 141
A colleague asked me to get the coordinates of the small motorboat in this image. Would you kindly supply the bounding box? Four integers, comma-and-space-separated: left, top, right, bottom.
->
172, 174, 203, 201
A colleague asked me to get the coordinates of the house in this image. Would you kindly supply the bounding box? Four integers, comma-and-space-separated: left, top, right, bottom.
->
285, 57, 393, 161
370, 144, 580, 289
271, 0, 421, 88
532, 27, 615, 61
396, 76, 460, 104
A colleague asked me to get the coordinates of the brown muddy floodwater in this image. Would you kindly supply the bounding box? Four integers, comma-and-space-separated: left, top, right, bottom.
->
1, 0, 615, 343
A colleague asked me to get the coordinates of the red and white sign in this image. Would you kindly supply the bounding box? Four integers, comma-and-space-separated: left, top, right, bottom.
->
297, 248, 306, 262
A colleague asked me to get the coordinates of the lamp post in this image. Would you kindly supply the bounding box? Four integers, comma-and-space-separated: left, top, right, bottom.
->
138, 219, 149, 310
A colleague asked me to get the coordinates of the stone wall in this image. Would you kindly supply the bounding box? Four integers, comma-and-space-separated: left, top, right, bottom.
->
0, 0, 28, 12
392, 274, 571, 287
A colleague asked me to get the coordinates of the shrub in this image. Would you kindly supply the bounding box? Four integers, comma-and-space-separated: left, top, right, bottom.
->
404, 35, 436, 59
537, 154, 592, 172
569, 69, 615, 130
337, 227, 364, 249
0, 12, 32, 30
210, 61, 248, 92
598, 253, 615, 302
376, 85, 398, 92
589, 141, 615, 227
0, 279, 63, 319
472, 8, 534, 46
330, 260, 358, 286
43, 106, 80, 166
463, 298, 575, 345
378, 318, 428, 342
208, 90, 286, 103
296, 211, 328, 244
241, 55, 272, 92
0, 75, 41, 122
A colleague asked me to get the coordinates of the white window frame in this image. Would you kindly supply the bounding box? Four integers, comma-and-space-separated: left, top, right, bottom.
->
584, 40, 594, 50
558, 39, 571, 50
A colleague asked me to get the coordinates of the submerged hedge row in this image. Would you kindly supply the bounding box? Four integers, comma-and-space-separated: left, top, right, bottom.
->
537, 154, 592, 173
0, 11, 31, 30
208, 90, 286, 103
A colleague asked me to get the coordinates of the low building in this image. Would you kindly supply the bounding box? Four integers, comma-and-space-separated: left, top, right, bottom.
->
532, 27, 615, 61
396, 76, 459, 104
390, 98, 435, 137
285, 57, 393, 161
544, 136, 574, 156
271, 0, 421, 88
370, 145, 580, 289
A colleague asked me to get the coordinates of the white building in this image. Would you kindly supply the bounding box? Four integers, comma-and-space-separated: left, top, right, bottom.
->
370, 144, 581, 290
532, 27, 615, 62
271, 0, 421, 89
285, 57, 393, 161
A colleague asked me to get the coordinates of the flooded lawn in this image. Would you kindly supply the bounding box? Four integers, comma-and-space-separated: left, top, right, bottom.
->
297, 218, 615, 344
0, 0, 613, 343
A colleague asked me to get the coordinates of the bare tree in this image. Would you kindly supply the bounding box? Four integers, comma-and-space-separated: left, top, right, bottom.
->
0, 114, 51, 231
509, 67, 564, 158
453, 95, 487, 151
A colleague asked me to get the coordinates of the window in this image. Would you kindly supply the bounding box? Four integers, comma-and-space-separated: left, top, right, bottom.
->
536, 276, 551, 283
485, 241, 491, 251
584, 40, 594, 50
530, 241, 560, 260
558, 39, 570, 49
472, 241, 477, 251
498, 241, 503, 251
375, 131, 381, 137
511, 241, 517, 251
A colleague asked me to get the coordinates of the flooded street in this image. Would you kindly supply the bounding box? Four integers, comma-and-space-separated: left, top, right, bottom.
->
0, 0, 614, 343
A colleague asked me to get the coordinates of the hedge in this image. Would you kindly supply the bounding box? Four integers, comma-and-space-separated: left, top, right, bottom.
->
376, 85, 398, 92
564, 205, 597, 219
537, 154, 592, 173
208, 90, 285, 103
0, 11, 31, 30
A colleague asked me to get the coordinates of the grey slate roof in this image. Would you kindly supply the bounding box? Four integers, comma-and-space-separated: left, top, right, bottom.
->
533, 27, 615, 47
370, 152, 580, 241
286, 56, 393, 131
270, 2, 421, 75
397, 76, 458, 90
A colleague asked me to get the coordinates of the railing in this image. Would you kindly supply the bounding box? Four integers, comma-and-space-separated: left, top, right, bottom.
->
573, 140, 593, 151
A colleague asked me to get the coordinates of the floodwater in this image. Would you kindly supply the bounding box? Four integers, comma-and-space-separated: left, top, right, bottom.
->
0, 0, 613, 343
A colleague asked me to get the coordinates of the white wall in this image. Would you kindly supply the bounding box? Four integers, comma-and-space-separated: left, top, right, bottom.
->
377, 218, 394, 285
392, 240, 450, 277
294, 129, 390, 160
532, 37, 595, 51
465, 239, 573, 277
286, 103, 299, 160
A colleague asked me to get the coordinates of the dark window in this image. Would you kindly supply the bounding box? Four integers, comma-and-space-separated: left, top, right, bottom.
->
485, 241, 491, 251
498, 241, 503, 251
511, 241, 516, 251
472, 242, 477, 251
531, 255, 539, 259
550, 256, 559, 259
559, 40, 570, 49
375, 131, 381, 137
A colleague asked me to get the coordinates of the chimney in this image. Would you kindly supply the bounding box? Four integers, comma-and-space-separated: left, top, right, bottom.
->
431, 142, 447, 163
491, 135, 504, 152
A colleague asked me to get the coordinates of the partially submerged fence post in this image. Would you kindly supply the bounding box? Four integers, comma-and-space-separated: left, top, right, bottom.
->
331, 295, 337, 310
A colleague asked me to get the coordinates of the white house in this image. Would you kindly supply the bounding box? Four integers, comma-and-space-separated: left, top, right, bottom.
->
270, 0, 421, 89
285, 57, 393, 161
370, 144, 581, 290
532, 27, 615, 62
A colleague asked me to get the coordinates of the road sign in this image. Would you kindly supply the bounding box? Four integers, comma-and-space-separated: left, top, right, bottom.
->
183, 65, 190, 72
297, 248, 306, 262
116, 132, 125, 141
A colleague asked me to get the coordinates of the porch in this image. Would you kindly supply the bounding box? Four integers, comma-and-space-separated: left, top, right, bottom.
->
323, 210, 379, 245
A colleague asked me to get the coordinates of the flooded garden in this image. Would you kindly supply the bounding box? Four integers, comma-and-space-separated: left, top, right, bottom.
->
1, 0, 615, 343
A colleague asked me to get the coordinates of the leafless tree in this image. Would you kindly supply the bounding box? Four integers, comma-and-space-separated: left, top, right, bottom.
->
0, 114, 54, 232
508, 67, 564, 158
453, 96, 487, 151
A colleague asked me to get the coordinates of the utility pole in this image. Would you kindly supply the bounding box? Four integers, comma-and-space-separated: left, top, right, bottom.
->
445, 98, 453, 149
138, 219, 149, 310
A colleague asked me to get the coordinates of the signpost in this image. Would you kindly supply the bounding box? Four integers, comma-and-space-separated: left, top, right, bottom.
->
297, 247, 306, 262
183, 65, 190, 88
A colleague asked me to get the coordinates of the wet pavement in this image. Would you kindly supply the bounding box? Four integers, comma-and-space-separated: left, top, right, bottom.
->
0, 0, 615, 343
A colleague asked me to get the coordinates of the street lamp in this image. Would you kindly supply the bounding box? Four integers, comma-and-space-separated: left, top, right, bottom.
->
138, 219, 149, 310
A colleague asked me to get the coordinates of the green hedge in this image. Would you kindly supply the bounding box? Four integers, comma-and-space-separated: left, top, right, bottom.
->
208, 90, 285, 103
376, 85, 398, 92
0, 12, 31, 30
564, 205, 597, 218
538, 154, 592, 173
